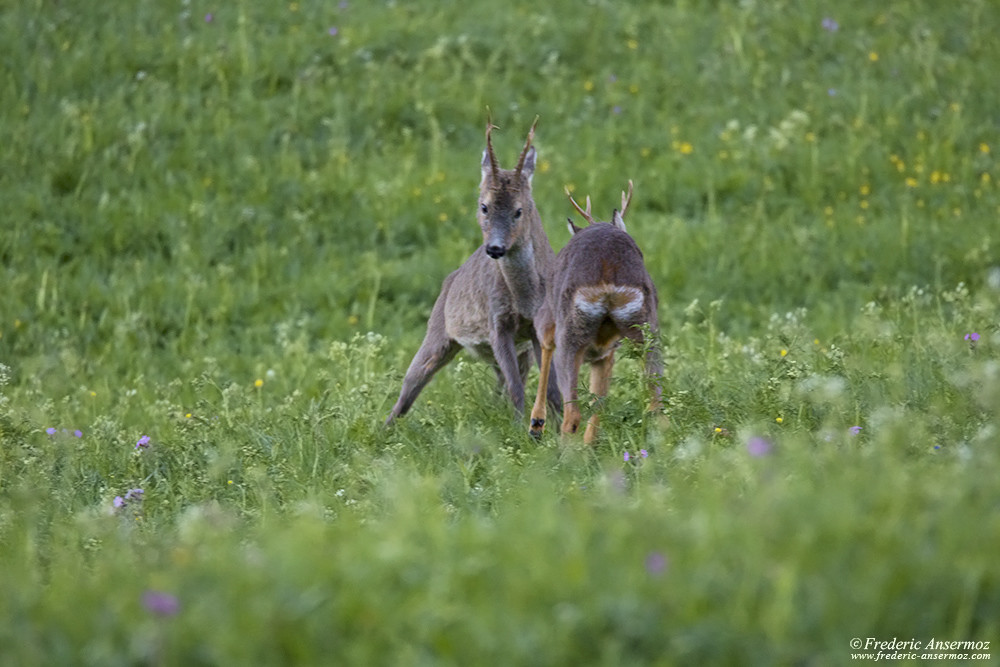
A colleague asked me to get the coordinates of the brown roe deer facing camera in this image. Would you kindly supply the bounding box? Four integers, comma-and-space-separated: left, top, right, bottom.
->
529, 181, 663, 444
385, 118, 562, 425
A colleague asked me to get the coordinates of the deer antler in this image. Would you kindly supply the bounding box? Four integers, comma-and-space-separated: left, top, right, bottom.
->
485, 109, 500, 182
515, 116, 539, 175
565, 186, 596, 226
619, 180, 634, 220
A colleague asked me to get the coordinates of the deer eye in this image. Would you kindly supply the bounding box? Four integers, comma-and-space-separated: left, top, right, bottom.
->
480, 203, 488, 214
514, 208, 522, 219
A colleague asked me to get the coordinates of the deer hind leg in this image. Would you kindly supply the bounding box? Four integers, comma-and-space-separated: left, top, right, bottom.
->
624, 321, 664, 415
556, 345, 585, 437
645, 339, 664, 414
529, 329, 555, 438
385, 295, 461, 425
583, 352, 615, 445
385, 337, 460, 425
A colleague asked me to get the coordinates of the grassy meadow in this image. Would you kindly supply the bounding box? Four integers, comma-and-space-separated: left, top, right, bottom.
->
2, 0, 999, 663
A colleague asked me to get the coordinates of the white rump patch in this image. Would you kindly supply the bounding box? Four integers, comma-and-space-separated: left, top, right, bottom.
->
573, 285, 644, 321
610, 287, 645, 320
573, 293, 609, 318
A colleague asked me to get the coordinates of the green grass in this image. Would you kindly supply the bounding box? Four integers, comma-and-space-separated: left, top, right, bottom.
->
1, 0, 999, 664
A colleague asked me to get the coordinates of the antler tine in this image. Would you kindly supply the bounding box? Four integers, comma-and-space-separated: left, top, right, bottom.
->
619, 179, 634, 220
485, 109, 500, 181
565, 186, 596, 226
515, 115, 539, 175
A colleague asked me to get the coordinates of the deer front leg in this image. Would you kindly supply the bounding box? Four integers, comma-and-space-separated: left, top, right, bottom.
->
543, 353, 562, 414
583, 352, 615, 445
529, 340, 554, 438
489, 321, 526, 414
531, 319, 563, 416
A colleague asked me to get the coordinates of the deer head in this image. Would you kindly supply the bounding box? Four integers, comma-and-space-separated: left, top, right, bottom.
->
478, 116, 539, 259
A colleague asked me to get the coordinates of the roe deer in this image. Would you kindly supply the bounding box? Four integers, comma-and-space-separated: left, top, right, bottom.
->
529, 180, 663, 443
385, 117, 562, 425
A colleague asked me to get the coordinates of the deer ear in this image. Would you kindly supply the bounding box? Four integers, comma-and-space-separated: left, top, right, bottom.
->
611, 209, 627, 232
520, 146, 536, 184
567, 217, 581, 235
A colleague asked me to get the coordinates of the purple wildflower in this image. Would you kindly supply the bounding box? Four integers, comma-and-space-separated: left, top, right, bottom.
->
821, 17, 839, 32
135, 435, 150, 449
74, 430, 83, 438
113, 496, 125, 509
142, 591, 181, 617
747, 436, 773, 457
639, 449, 649, 458
623, 451, 630, 462
612, 105, 622, 115
46, 427, 57, 435
645, 551, 667, 576
204, 13, 213, 23
125, 488, 144, 501
849, 426, 862, 436
328, 26, 338, 36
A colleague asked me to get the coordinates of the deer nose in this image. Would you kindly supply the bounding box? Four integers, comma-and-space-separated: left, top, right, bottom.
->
485, 244, 506, 259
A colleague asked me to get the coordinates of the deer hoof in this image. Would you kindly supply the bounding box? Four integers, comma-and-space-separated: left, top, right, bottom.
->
529, 418, 545, 438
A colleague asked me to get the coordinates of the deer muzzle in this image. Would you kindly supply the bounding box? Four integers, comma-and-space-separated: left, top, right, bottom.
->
485, 243, 507, 259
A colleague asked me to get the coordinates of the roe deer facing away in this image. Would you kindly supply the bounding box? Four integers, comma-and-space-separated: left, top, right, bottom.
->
385, 118, 562, 425
529, 180, 663, 444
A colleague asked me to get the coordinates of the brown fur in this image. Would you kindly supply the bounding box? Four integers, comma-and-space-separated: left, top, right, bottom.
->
530, 182, 663, 443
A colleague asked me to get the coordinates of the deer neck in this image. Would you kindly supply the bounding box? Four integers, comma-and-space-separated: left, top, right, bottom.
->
497, 226, 547, 317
